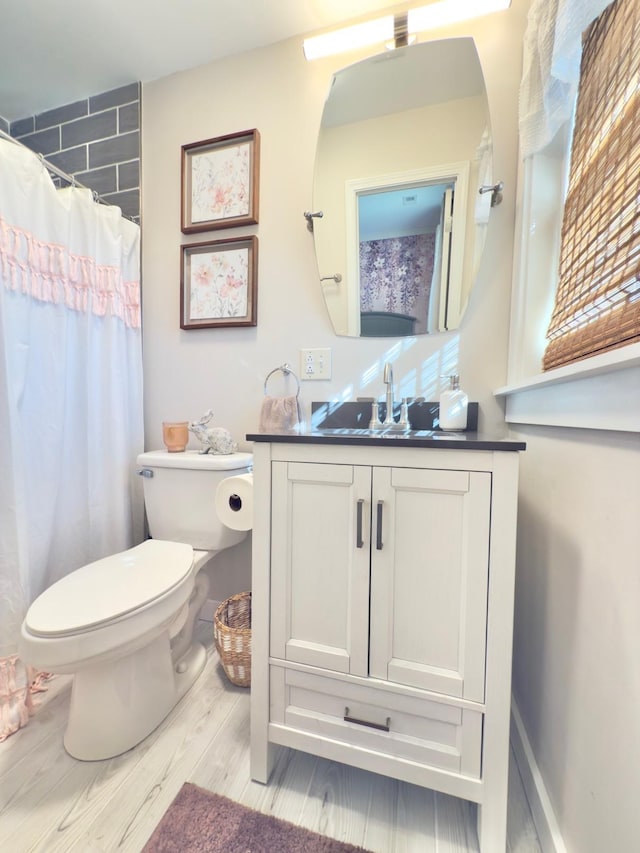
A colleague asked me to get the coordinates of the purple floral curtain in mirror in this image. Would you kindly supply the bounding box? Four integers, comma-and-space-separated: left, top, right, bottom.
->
359, 234, 436, 334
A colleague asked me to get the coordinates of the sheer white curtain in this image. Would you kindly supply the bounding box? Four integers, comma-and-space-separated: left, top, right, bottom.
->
0, 138, 144, 740
519, 0, 614, 158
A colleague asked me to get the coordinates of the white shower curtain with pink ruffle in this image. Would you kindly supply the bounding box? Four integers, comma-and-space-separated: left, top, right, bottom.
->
0, 138, 144, 741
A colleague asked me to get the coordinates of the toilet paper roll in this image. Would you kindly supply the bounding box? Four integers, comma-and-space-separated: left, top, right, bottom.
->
215, 473, 254, 531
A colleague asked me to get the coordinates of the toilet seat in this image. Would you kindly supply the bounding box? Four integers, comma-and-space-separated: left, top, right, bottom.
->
24, 540, 194, 638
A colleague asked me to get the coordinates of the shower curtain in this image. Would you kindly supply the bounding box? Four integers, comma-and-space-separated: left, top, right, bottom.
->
0, 138, 144, 741
359, 234, 436, 334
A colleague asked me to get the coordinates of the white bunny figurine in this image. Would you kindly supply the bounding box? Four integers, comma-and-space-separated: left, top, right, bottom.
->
188, 409, 237, 455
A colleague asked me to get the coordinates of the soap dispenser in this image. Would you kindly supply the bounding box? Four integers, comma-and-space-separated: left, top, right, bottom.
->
439, 375, 468, 431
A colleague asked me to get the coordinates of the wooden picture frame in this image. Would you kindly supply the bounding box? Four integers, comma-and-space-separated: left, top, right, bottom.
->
180, 236, 258, 329
181, 129, 260, 233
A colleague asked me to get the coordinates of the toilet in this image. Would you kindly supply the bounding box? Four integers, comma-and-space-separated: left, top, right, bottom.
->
19, 449, 253, 761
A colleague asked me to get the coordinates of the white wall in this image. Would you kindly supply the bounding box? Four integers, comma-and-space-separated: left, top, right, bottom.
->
510, 424, 640, 852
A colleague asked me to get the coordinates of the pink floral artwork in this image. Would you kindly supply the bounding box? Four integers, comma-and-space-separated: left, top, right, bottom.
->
189, 246, 249, 320
181, 235, 257, 329
191, 142, 251, 225
181, 130, 259, 233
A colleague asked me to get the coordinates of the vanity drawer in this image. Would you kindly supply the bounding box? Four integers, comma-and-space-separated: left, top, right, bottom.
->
269, 666, 482, 778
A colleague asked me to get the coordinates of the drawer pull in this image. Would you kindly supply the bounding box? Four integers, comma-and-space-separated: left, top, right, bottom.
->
356, 499, 364, 548
376, 500, 384, 550
344, 706, 390, 732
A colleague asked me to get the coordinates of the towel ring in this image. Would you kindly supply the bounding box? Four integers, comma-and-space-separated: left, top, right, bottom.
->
264, 363, 300, 397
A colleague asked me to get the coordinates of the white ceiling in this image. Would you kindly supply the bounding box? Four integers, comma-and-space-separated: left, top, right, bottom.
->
0, 0, 412, 122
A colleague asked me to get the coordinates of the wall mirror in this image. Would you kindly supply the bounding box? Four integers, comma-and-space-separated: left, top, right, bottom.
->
311, 37, 493, 338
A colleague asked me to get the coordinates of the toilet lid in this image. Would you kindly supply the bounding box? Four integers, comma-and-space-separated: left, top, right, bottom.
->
24, 540, 194, 637
137, 450, 253, 471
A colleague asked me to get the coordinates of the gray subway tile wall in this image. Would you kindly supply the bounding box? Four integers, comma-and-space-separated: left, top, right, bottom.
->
119, 102, 139, 134
90, 131, 140, 170
10, 116, 35, 137
75, 165, 118, 196
8, 83, 141, 221
19, 126, 61, 156
118, 160, 140, 191
36, 100, 87, 131
90, 83, 139, 113
62, 110, 118, 149
49, 146, 88, 177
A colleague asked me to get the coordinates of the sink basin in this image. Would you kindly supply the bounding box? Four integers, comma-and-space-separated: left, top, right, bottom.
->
314, 428, 465, 439
316, 428, 383, 436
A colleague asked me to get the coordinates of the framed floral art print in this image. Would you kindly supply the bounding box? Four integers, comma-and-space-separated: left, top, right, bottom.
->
180, 236, 258, 329
181, 129, 260, 233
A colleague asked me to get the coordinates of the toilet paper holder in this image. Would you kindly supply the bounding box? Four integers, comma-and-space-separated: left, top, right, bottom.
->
227, 493, 243, 512
215, 473, 254, 532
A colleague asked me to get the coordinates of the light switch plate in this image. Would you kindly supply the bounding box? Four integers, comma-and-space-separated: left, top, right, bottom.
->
300, 348, 332, 380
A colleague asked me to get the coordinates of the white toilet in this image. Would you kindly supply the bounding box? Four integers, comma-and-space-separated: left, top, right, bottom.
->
19, 449, 253, 761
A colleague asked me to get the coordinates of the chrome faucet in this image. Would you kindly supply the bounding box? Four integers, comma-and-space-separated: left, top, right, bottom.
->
383, 363, 395, 425
366, 363, 407, 431
368, 399, 383, 430
382, 362, 404, 429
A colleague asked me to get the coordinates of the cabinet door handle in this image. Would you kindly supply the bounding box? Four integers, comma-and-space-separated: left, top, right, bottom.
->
356, 499, 364, 548
344, 706, 390, 732
376, 500, 384, 550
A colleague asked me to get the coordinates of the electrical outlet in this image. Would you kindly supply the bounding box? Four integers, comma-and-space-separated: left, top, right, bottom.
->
300, 348, 332, 380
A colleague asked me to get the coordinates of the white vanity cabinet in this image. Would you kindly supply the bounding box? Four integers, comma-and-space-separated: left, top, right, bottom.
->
249, 437, 523, 853
270, 460, 491, 698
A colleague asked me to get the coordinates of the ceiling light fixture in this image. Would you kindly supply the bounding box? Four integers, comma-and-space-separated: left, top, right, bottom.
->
386, 12, 416, 51
303, 0, 511, 61
303, 16, 394, 61
408, 0, 511, 32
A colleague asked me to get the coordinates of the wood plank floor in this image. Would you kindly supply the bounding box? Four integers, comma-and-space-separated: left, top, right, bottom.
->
0, 623, 542, 852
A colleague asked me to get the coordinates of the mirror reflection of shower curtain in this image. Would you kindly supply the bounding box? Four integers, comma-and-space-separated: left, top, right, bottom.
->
0, 138, 144, 741
428, 187, 453, 332
359, 232, 433, 334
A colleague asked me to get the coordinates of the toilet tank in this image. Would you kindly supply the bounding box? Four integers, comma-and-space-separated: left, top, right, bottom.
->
137, 450, 253, 551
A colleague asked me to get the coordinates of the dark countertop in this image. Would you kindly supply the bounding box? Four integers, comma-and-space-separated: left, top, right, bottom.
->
246, 431, 526, 452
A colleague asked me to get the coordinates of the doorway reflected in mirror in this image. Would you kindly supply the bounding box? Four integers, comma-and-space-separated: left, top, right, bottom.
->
357, 178, 466, 336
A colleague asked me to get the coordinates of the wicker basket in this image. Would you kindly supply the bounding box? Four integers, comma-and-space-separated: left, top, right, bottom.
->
214, 591, 251, 687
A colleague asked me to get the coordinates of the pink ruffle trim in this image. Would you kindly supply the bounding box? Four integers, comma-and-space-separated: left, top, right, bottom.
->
0, 655, 54, 743
0, 216, 141, 328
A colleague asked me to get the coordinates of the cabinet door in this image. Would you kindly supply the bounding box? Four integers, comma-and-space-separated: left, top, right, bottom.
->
270, 461, 371, 677
369, 466, 491, 702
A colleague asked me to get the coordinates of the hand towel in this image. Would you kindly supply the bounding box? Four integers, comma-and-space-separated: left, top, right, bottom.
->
259, 395, 302, 434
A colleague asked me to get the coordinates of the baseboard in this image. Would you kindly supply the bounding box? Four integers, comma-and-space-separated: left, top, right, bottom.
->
200, 598, 222, 623
511, 698, 567, 853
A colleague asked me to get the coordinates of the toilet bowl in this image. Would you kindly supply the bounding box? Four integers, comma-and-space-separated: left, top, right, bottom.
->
19, 449, 252, 761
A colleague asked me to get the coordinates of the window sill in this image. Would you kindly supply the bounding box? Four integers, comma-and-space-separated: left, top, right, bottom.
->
494, 343, 640, 433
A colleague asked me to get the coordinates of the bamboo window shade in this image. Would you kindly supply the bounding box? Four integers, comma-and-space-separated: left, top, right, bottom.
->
543, 0, 640, 371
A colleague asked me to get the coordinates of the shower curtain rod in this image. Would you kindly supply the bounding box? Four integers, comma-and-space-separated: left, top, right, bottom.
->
0, 127, 136, 222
